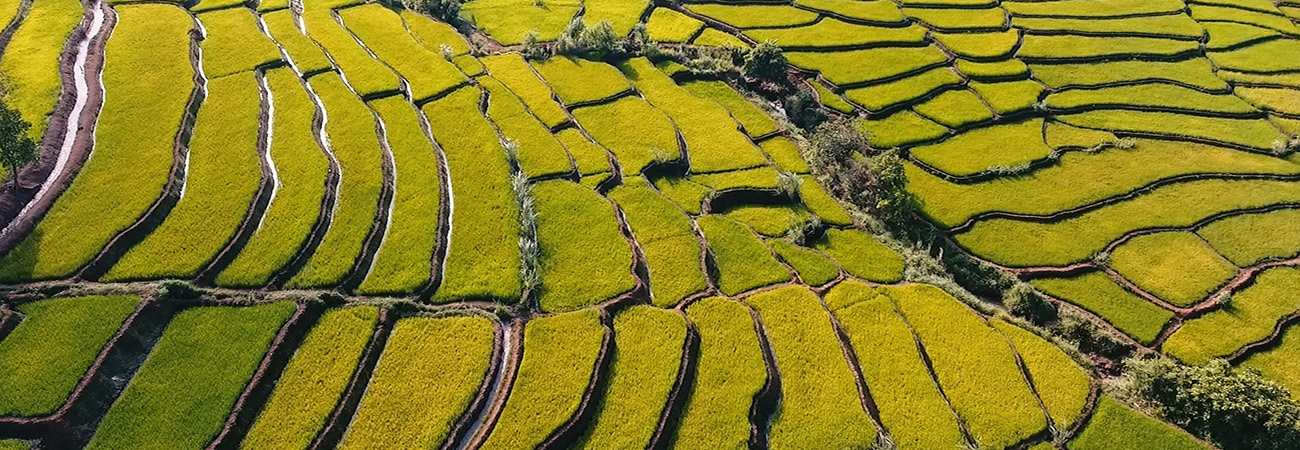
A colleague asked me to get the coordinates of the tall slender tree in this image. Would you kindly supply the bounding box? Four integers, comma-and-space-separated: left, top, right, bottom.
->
0, 100, 36, 190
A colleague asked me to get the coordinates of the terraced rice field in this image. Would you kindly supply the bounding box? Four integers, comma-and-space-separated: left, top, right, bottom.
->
0, 0, 1296, 447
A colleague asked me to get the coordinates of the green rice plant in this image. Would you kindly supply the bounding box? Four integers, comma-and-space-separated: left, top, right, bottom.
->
533, 180, 636, 311
884, 284, 1047, 450
1108, 232, 1238, 306
1003, 0, 1185, 17
798, 174, 854, 226
582, 0, 649, 36
912, 89, 994, 129
725, 204, 812, 237
908, 138, 1300, 227
1031, 272, 1174, 344
1056, 110, 1284, 151
85, 302, 298, 450
620, 58, 768, 173
286, 73, 385, 288
1044, 121, 1118, 149
1018, 35, 1198, 60
795, 0, 905, 23
1071, 396, 1211, 450
480, 309, 606, 450
1198, 208, 1300, 266
827, 281, 967, 450
810, 81, 854, 114
691, 28, 748, 48
685, 4, 818, 28
575, 306, 686, 449
760, 137, 811, 174
0, 296, 139, 416
1203, 22, 1279, 52
681, 80, 778, 137
259, 0, 289, 11
424, 87, 522, 303
480, 77, 574, 178
843, 67, 963, 113
241, 307, 379, 450
898, 0, 993, 6
1011, 14, 1204, 38
1188, 0, 1285, 14
0, 0, 24, 42
532, 56, 631, 105
0, 441, 26, 450
932, 29, 1019, 58
356, 97, 442, 295
1045, 84, 1257, 115
770, 240, 840, 286
401, 10, 470, 55
0, 0, 87, 142
572, 96, 679, 174
1234, 87, 1300, 116
340, 4, 467, 102
1241, 324, 1300, 400
693, 166, 781, 191
785, 45, 949, 86
743, 286, 879, 448
479, 54, 570, 128
216, 69, 330, 287
555, 128, 610, 176
608, 185, 707, 306
0, 4, 192, 283
302, 11, 399, 96
645, 7, 703, 43
198, 8, 282, 78
652, 176, 711, 214
957, 179, 1300, 267
813, 228, 904, 282
460, 0, 580, 45
1220, 70, 1300, 89
698, 215, 792, 295
745, 20, 927, 49
673, 297, 767, 448
858, 110, 948, 148
263, 10, 333, 75
338, 315, 496, 449
970, 80, 1043, 115
1029, 58, 1226, 90
1190, 4, 1298, 34
991, 319, 1090, 429
1207, 39, 1300, 73
902, 6, 1006, 30
911, 119, 1048, 177
103, 73, 263, 282
956, 59, 1029, 80
1164, 266, 1300, 365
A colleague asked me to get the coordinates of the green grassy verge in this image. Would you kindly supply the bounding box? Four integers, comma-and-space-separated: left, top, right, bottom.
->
913, 89, 994, 129
241, 307, 379, 450
1046, 84, 1256, 115
698, 215, 792, 295
685, 4, 818, 28
0, 0, 84, 143
479, 53, 569, 128
911, 119, 1048, 177
745, 285, 879, 448
104, 72, 263, 282
745, 19, 927, 49
302, 11, 397, 96
0, 441, 26, 450
481, 76, 573, 178
759, 137, 810, 174
646, 7, 703, 43
1109, 232, 1238, 306
1031, 272, 1173, 344
991, 319, 1090, 429
1164, 266, 1300, 365
216, 68, 329, 287
572, 96, 678, 174
957, 179, 1300, 267
424, 87, 522, 303
859, 111, 948, 149
340, 4, 467, 101
460, 0, 580, 45
681, 80, 778, 137
1029, 59, 1226, 90
814, 228, 904, 283
771, 240, 840, 286
534, 180, 636, 311
0, 296, 139, 417
1071, 396, 1210, 450
673, 297, 767, 449
263, 10, 333, 75
1199, 208, 1300, 267
932, 30, 1018, 58
576, 306, 686, 449
1018, 35, 1198, 59
844, 67, 963, 113
799, 175, 854, 226
286, 73, 384, 288
0, 4, 192, 282
199, 8, 281, 78
356, 97, 441, 295
338, 315, 496, 449
480, 309, 606, 450
609, 185, 707, 306
85, 302, 297, 450
827, 281, 966, 450
533, 56, 630, 105
885, 284, 1046, 449
786, 46, 949, 86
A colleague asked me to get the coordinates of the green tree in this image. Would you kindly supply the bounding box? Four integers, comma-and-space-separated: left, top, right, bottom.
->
0, 100, 36, 188
743, 41, 787, 82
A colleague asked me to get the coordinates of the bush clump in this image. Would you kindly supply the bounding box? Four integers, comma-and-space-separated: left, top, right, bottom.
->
1054, 309, 1132, 360
1003, 283, 1057, 325
402, 0, 461, 24
743, 41, 787, 82
554, 18, 619, 59
1127, 357, 1300, 450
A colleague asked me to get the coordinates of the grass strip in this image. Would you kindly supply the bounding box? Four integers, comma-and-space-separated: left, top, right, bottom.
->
725, 204, 812, 237
338, 315, 496, 449
241, 306, 379, 450
533, 180, 636, 311
1109, 231, 1238, 306
1207, 39, 1300, 73
652, 176, 711, 214
1003, 0, 1185, 17
1071, 396, 1210, 450
263, 10, 332, 75
956, 59, 1029, 79
903, 6, 1006, 30
0, 296, 139, 417
1012, 14, 1203, 38
1164, 266, 1300, 365
400, 10, 469, 55
339, 4, 467, 101
744, 285, 879, 448
698, 215, 792, 295
1198, 208, 1300, 266
609, 184, 707, 306
481, 76, 573, 178
480, 53, 569, 128
0, 4, 192, 282
1191, 4, 1299, 34
692, 28, 748, 48
1032, 272, 1173, 345
0, 0, 85, 143
199, 8, 281, 78
812, 81, 854, 114
911, 119, 1049, 177
571, 96, 677, 174
759, 137, 810, 173
673, 297, 767, 448
796, 0, 904, 23
693, 166, 780, 191
991, 319, 1090, 430
85, 302, 297, 450
460, 0, 580, 45
301, 10, 397, 96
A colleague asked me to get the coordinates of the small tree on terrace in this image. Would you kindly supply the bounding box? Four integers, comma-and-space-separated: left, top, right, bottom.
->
0, 100, 36, 189
743, 41, 787, 82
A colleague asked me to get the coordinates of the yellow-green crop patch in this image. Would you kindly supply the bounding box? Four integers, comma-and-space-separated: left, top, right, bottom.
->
646, 7, 703, 43
1018, 35, 1199, 60
0, 296, 139, 417
479, 309, 606, 450
673, 297, 768, 448
970, 80, 1043, 115
745, 286, 880, 449
992, 319, 1090, 430
799, 174, 854, 226
699, 215, 793, 295
1056, 110, 1285, 151
479, 53, 569, 128
0, 4, 193, 283
1029, 59, 1227, 91
533, 180, 636, 311
771, 240, 840, 286
685, 4, 819, 28
1203, 22, 1283, 52
785, 45, 949, 86
301, 11, 399, 97
760, 137, 811, 173
1032, 272, 1174, 345
572, 96, 679, 174
339, 4, 467, 102
1207, 39, 1300, 73
859, 110, 949, 149
401, 10, 470, 55
814, 228, 903, 283
480, 76, 574, 178
1242, 324, 1300, 400
912, 89, 994, 129
609, 185, 707, 307
263, 10, 333, 75
691, 28, 749, 48
725, 204, 813, 237
693, 166, 781, 191
1045, 84, 1257, 115
533, 56, 631, 105
338, 315, 496, 449
745, 20, 928, 49
1011, 15, 1204, 38
241, 306, 379, 450
1108, 232, 1239, 307
653, 176, 712, 215
198, 8, 282, 78
0, 0, 86, 141
956, 59, 1030, 80
843, 67, 963, 113
1003, 0, 1185, 18
1071, 396, 1211, 450
461, 0, 581, 45
932, 30, 1019, 59
1190, 4, 1299, 34
581, 0, 649, 36
902, 6, 1007, 30
811, 81, 854, 114
556, 128, 611, 176
85, 302, 297, 450
1234, 86, 1300, 116
796, 0, 905, 23
911, 119, 1048, 177
681, 80, 779, 138
1198, 208, 1300, 267
1164, 266, 1300, 365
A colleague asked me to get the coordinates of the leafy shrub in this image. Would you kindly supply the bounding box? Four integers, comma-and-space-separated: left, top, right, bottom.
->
402, 0, 460, 24
783, 89, 826, 130
158, 280, 204, 300
555, 18, 619, 58
743, 41, 787, 82
1127, 358, 1300, 450
1055, 309, 1132, 359
1003, 283, 1057, 325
